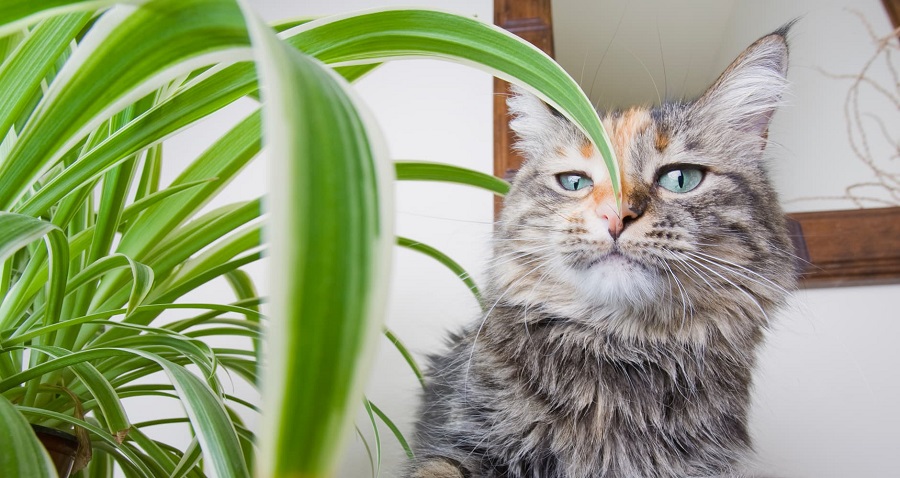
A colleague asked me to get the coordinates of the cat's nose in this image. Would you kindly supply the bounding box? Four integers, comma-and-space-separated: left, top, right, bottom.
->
598, 201, 642, 240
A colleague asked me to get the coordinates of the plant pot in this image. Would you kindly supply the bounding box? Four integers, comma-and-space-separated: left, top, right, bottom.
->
32, 424, 78, 478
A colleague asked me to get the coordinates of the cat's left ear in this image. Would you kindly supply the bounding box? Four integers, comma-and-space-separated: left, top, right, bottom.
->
506, 85, 579, 160
693, 26, 791, 142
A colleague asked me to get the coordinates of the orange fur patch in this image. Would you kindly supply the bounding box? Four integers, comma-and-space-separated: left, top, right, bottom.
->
655, 131, 670, 152
610, 108, 651, 163
590, 175, 616, 205
598, 108, 651, 205
580, 142, 595, 158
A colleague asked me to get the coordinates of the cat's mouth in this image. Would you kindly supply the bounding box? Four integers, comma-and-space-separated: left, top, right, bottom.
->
586, 250, 644, 269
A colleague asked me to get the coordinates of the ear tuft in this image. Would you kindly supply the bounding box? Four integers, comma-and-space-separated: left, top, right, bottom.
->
506, 85, 576, 159
506, 85, 562, 136
694, 25, 792, 139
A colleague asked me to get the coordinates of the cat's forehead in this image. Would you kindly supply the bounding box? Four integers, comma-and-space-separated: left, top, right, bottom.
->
599, 103, 688, 150
572, 105, 680, 175
525, 101, 698, 187
601, 107, 654, 161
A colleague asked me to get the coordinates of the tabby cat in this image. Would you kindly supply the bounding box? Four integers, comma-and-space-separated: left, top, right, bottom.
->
408, 26, 797, 478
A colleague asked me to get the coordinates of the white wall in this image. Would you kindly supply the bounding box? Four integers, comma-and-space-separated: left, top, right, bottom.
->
752, 284, 900, 478
553, 0, 739, 108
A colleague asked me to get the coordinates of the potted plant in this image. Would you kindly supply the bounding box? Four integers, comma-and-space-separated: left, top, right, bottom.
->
0, 1, 617, 476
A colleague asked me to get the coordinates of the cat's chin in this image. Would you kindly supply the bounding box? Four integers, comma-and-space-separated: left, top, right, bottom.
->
567, 253, 663, 309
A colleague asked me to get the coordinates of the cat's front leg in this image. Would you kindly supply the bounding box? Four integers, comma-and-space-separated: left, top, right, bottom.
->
408, 457, 470, 478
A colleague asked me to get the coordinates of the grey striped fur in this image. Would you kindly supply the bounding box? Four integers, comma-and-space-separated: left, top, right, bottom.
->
408, 28, 797, 478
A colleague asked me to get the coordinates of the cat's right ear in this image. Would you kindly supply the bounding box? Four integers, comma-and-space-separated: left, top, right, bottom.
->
691, 25, 792, 144
506, 85, 573, 158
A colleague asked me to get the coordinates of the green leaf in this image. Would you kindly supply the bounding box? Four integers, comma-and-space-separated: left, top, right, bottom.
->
8, 347, 249, 478
17, 78, 261, 219
119, 178, 218, 227
0, 395, 56, 478
26, 345, 131, 438
93, 334, 219, 381
0, 212, 56, 263
87, 200, 261, 343
171, 437, 203, 478
0, 0, 109, 37
0, 12, 93, 139
163, 297, 263, 334
62, 254, 154, 317
0, 0, 252, 210
292, 8, 620, 201
395, 160, 509, 196
126, 427, 180, 475
0, 213, 68, 331
115, 115, 261, 262
239, 4, 394, 476
3, 302, 263, 346
396, 235, 480, 303
131, 351, 249, 478
355, 426, 376, 478
156, 225, 261, 296
384, 328, 424, 389
18, 406, 157, 477
362, 398, 381, 476
223, 270, 261, 364
369, 400, 414, 460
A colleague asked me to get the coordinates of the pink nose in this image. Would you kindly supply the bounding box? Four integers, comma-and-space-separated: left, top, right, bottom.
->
597, 201, 641, 240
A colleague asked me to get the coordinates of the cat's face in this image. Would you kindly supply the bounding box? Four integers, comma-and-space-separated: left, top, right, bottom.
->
492, 33, 797, 338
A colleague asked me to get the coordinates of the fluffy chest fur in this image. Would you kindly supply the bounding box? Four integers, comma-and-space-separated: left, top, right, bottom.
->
416, 307, 761, 478
408, 27, 797, 478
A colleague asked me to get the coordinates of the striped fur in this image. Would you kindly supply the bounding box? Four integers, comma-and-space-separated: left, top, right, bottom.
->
408, 29, 797, 478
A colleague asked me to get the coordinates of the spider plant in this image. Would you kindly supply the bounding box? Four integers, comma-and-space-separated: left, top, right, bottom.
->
0, 1, 617, 477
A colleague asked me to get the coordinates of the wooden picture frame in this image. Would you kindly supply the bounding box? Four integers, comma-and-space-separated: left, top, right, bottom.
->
883, 0, 900, 35
493, 0, 900, 288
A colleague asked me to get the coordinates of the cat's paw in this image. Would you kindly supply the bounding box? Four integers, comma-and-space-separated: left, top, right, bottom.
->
409, 457, 469, 478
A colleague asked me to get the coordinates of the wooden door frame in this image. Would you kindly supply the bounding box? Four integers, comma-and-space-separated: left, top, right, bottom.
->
492, 0, 900, 288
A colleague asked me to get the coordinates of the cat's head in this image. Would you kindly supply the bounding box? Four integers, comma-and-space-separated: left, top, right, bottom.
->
492, 29, 797, 340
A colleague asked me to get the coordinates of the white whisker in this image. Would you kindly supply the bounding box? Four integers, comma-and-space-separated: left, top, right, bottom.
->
463, 256, 551, 403
687, 250, 791, 296
672, 251, 770, 324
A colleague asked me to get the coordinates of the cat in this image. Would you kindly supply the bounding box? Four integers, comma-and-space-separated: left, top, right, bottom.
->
407, 25, 798, 478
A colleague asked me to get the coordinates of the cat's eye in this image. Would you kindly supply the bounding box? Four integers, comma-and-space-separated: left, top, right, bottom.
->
556, 173, 593, 191
658, 167, 704, 193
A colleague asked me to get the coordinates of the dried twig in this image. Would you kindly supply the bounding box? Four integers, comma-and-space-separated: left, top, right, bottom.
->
794, 11, 900, 208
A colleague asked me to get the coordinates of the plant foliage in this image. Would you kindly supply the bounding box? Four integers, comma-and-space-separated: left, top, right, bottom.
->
0, 1, 615, 477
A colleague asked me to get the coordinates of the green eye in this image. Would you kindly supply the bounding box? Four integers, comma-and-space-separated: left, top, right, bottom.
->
658, 168, 703, 193
557, 173, 593, 191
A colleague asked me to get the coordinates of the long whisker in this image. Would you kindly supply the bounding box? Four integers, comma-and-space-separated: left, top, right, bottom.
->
495, 220, 570, 233
659, 258, 691, 328
463, 257, 550, 403
588, 5, 627, 106
655, 11, 668, 100
528, 196, 579, 224
688, 238, 814, 270
522, 266, 555, 341
667, 251, 718, 292
623, 45, 662, 106
686, 250, 792, 296
484, 244, 557, 269
397, 209, 495, 225
671, 251, 770, 323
